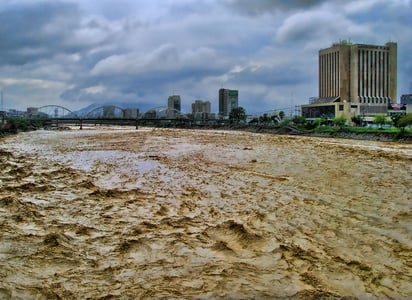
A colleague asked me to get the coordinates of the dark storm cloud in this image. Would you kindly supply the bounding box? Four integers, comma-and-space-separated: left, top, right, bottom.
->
0, 0, 410, 114
0, 2, 83, 65
226, 0, 331, 15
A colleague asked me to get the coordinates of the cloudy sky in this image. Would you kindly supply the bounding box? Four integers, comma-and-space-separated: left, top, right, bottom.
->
0, 0, 411, 115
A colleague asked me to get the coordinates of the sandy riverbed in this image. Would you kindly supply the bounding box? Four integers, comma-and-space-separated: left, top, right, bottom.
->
0, 127, 411, 299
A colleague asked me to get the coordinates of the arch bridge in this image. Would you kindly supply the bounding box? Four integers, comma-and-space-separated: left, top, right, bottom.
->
36, 105, 79, 119
85, 105, 128, 119
32, 105, 138, 129
30, 104, 191, 129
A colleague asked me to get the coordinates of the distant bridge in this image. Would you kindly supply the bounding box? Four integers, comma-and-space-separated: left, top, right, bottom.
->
35, 105, 79, 118
32, 105, 192, 129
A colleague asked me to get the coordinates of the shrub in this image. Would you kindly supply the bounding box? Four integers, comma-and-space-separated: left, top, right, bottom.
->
333, 117, 347, 128
398, 113, 412, 129
292, 116, 307, 126
351, 115, 363, 127
373, 114, 388, 129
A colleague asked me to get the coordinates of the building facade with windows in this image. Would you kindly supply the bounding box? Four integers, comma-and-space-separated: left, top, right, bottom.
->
302, 41, 397, 121
168, 95, 181, 112
400, 94, 412, 105
192, 100, 212, 123
219, 88, 238, 117
192, 100, 211, 114
167, 95, 181, 118
400, 94, 412, 114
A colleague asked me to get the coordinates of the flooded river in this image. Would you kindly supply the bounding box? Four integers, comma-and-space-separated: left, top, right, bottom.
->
0, 127, 411, 299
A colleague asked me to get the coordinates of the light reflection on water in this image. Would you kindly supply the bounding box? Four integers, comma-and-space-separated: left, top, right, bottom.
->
48, 150, 161, 174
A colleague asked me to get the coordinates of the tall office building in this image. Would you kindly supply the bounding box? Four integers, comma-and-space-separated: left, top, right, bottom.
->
168, 95, 181, 112
219, 88, 238, 117
302, 41, 397, 120
167, 95, 181, 118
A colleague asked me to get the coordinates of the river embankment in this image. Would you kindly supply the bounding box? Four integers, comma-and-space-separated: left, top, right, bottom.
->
198, 124, 412, 143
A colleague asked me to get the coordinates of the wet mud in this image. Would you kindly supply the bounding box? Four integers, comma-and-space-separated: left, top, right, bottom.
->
0, 127, 411, 299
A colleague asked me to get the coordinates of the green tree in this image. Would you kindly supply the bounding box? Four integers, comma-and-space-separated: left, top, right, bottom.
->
248, 117, 259, 125
270, 112, 279, 124
373, 114, 388, 129
320, 115, 329, 126
398, 113, 412, 129
333, 117, 347, 128
304, 120, 319, 130
393, 113, 412, 139
351, 115, 363, 127
259, 113, 269, 124
229, 106, 246, 124
313, 118, 322, 127
390, 113, 403, 128
292, 116, 306, 127
279, 111, 285, 120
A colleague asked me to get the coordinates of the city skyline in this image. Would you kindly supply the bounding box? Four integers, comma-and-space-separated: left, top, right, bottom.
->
0, 1, 411, 114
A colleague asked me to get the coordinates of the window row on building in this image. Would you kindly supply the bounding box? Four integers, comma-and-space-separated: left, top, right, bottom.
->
319, 50, 340, 98
357, 48, 391, 99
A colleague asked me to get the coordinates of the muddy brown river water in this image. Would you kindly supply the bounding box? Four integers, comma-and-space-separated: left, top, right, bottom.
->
0, 127, 411, 299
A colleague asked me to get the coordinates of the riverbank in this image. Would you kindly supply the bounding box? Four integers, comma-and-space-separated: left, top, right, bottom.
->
1, 128, 411, 299
1, 117, 411, 143
193, 124, 412, 143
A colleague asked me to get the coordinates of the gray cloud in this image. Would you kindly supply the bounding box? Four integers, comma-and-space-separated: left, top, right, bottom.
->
275, 9, 371, 46
226, 0, 330, 16
0, 0, 410, 114
0, 2, 83, 65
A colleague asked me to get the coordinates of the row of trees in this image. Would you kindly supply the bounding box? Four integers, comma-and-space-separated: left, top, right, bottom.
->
228, 106, 412, 132
365, 113, 412, 130
0, 117, 49, 135
292, 113, 412, 130
229, 107, 286, 124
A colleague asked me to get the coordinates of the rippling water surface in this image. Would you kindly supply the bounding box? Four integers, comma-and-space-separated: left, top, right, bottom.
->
1, 127, 411, 299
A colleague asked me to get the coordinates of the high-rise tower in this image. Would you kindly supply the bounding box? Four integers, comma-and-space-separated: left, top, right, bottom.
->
302, 41, 397, 120
168, 95, 181, 112
219, 88, 238, 117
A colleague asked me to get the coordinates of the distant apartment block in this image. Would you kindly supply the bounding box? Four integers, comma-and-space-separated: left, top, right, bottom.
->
192, 100, 211, 122
401, 94, 412, 114
27, 107, 39, 116
401, 94, 412, 105
192, 100, 211, 114
124, 108, 139, 118
302, 41, 397, 121
219, 89, 238, 117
